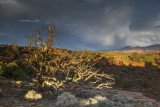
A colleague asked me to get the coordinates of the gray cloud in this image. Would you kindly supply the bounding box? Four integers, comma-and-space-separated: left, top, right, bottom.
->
65, 24, 77, 26
19, 19, 39, 23
0, 0, 18, 5
1, 0, 160, 50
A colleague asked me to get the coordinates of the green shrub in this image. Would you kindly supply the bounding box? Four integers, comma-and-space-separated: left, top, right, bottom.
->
106, 54, 114, 60
2, 47, 17, 58
138, 58, 144, 63
0, 65, 6, 75
65, 54, 74, 60
132, 53, 156, 63
0, 62, 5, 75
15, 60, 36, 76
0, 61, 3, 65
12, 46, 20, 55
114, 75, 121, 82
82, 51, 98, 60
156, 58, 160, 64
73, 50, 98, 60
3, 62, 26, 80
75, 50, 83, 58
131, 53, 141, 62
121, 80, 129, 89
121, 55, 129, 61
142, 54, 155, 63
157, 65, 160, 69
100, 53, 114, 60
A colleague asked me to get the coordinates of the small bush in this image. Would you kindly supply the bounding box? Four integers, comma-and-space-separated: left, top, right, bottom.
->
139, 58, 144, 63
121, 80, 129, 89
144, 102, 152, 107
65, 54, 74, 60
80, 89, 94, 98
112, 95, 126, 105
106, 54, 114, 60
25, 90, 42, 100
131, 53, 141, 62
12, 46, 20, 55
131, 53, 156, 63
127, 98, 140, 104
2, 47, 18, 58
0, 65, 6, 75
0, 61, 3, 65
55, 92, 81, 107
121, 55, 129, 62
3, 62, 26, 80
156, 58, 160, 64
114, 75, 121, 83
142, 55, 155, 63
15, 60, 36, 76
157, 65, 160, 69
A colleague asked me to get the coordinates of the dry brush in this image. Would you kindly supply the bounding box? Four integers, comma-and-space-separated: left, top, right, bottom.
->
25, 24, 114, 92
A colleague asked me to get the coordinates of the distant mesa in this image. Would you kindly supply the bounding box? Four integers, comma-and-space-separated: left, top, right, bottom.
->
113, 44, 160, 53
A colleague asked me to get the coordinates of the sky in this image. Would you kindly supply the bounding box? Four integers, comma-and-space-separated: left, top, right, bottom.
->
1, 0, 160, 51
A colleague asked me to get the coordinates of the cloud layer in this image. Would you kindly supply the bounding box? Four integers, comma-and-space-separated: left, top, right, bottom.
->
19, 19, 39, 23
1, 0, 160, 50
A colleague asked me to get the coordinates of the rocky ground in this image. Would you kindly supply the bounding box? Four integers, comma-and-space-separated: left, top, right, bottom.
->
0, 76, 160, 107
104, 65, 160, 101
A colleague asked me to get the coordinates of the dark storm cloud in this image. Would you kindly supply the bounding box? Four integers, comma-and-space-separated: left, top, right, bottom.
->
1, 0, 160, 50
129, 0, 160, 31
